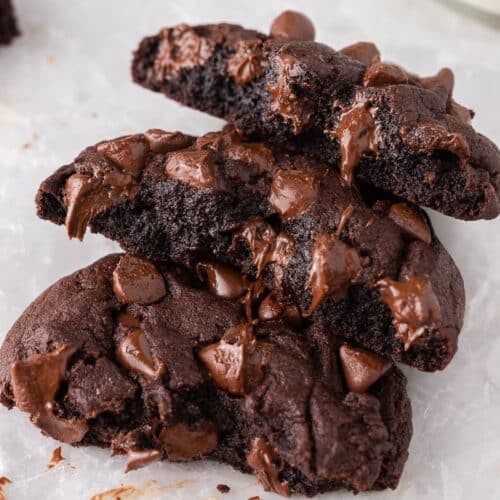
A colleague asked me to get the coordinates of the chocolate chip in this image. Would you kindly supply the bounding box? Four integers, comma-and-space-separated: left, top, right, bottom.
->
160, 421, 217, 461
246, 438, 290, 496
305, 226, 361, 314
378, 275, 442, 350
112, 254, 166, 305
125, 449, 161, 473
154, 24, 219, 78
339, 345, 391, 393
198, 325, 254, 395
144, 129, 194, 153
97, 135, 149, 177
402, 122, 470, 160
270, 10, 315, 41
258, 293, 284, 321
164, 149, 218, 188
389, 203, 432, 244
10, 345, 88, 443
363, 62, 409, 87
226, 39, 265, 85
269, 169, 318, 218
329, 100, 378, 185
236, 218, 295, 275
340, 42, 381, 66
116, 329, 165, 380
224, 142, 276, 173
198, 262, 247, 299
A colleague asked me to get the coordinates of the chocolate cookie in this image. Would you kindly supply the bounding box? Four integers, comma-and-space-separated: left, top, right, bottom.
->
0, 254, 412, 496
36, 128, 465, 371
0, 0, 18, 45
131, 12, 500, 220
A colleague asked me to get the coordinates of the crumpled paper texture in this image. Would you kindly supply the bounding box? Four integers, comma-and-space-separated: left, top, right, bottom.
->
0, 1, 499, 498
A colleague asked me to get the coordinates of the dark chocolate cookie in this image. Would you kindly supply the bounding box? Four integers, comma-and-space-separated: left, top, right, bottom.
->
131, 12, 500, 220
0, 254, 412, 496
36, 128, 465, 371
0, 0, 18, 45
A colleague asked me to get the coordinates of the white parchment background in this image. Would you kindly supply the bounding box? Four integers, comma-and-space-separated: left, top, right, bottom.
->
0, 1, 499, 499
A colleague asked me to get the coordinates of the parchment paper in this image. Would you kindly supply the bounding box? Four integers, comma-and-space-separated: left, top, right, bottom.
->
0, 1, 499, 498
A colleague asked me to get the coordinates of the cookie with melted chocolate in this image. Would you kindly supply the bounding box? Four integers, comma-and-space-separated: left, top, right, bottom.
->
0, 0, 19, 45
36, 128, 465, 371
0, 254, 412, 496
131, 13, 500, 220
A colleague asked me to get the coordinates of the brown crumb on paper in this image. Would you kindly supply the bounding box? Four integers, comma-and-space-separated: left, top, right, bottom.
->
47, 446, 64, 470
90, 479, 195, 499
0, 477, 12, 500
217, 483, 231, 493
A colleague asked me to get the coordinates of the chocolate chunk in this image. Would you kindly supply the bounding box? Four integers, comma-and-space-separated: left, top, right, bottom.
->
340, 42, 381, 66
97, 135, 149, 177
378, 275, 442, 350
237, 218, 295, 275
224, 141, 276, 173
125, 449, 161, 473
389, 203, 432, 244
154, 24, 218, 77
144, 129, 194, 153
116, 329, 165, 380
112, 254, 166, 305
364, 62, 409, 87
269, 169, 318, 218
226, 39, 265, 85
10, 345, 88, 443
165, 149, 218, 188
198, 324, 256, 395
339, 345, 391, 393
246, 438, 290, 496
270, 11, 315, 41
198, 262, 247, 299
329, 100, 378, 184
160, 421, 218, 461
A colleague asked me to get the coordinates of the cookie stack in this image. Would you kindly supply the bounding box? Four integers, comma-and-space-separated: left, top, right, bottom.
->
1, 10, 499, 498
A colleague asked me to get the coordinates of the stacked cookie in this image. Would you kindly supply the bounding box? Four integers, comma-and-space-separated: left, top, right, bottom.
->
1, 10, 498, 498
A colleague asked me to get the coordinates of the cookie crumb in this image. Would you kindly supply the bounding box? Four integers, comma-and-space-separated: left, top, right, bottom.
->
216, 484, 230, 493
47, 446, 64, 469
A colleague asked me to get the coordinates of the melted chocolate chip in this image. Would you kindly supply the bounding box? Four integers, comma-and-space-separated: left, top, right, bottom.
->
10, 345, 88, 443
125, 449, 161, 473
198, 262, 247, 299
113, 254, 166, 305
160, 421, 217, 461
144, 129, 194, 154
226, 39, 265, 85
402, 123, 470, 160
364, 62, 409, 87
246, 438, 290, 496
116, 329, 165, 380
389, 203, 432, 244
154, 24, 219, 78
269, 10, 315, 41
340, 41, 381, 66
378, 275, 442, 350
198, 324, 255, 395
224, 142, 276, 174
258, 293, 284, 321
164, 149, 218, 188
339, 345, 391, 393
330, 100, 379, 185
269, 169, 318, 218
97, 135, 150, 177
305, 224, 361, 314
267, 52, 313, 134
236, 218, 295, 275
